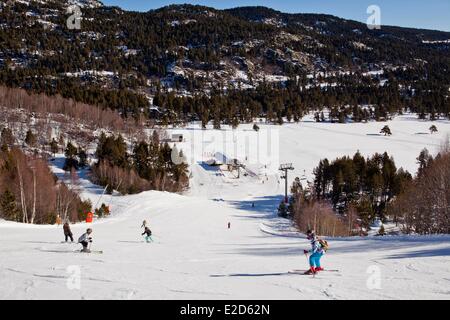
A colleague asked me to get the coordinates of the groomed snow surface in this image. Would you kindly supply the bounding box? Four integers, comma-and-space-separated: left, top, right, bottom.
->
1, 114, 450, 300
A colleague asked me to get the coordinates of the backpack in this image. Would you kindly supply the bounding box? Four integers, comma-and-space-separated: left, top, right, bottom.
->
318, 239, 329, 252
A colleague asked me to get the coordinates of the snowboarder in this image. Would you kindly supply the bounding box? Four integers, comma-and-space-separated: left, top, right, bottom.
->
142, 226, 153, 243
303, 230, 325, 275
63, 222, 73, 242
78, 228, 93, 253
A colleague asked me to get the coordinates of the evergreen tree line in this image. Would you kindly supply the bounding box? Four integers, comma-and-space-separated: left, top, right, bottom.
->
284, 146, 450, 236
153, 78, 450, 126
311, 152, 412, 224
279, 151, 413, 236
90, 131, 189, 194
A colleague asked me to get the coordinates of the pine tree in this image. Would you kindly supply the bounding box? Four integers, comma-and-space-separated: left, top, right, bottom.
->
338, 112, 346, 123
133, 141, 150, 179
314, 112, 320, 122
96, 134, 128, 168
416, 148, 433, 178
25, 130, 37, 147
278, 201, 288, 218
201, 114, 208, 129
78, 148, 88, 168
1, 128, 15, 147
355, 196, 374, 230
50, 138, 59, 156
0, 189, 19, 221
64, 141, 79, 171
213, 111, 221, 130
320, 111, 325, 122
231, 117, 239, 129
286, 108, 292, 122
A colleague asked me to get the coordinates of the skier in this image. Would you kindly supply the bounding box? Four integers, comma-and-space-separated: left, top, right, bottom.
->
227, 222, 231, 229
78, 228, 93, 253
63, 222, 73, 242
303, 230, 325, 275
142, 226, 153, 243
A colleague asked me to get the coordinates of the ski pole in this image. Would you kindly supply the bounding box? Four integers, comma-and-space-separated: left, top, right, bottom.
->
94, 185, 108, 209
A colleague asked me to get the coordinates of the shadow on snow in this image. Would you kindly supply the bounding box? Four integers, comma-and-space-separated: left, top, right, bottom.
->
210, 272, 292, 277
385, 247, 450, 259
228, 195, 284, 217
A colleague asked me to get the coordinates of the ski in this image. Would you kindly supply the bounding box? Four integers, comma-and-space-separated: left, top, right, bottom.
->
288, 271, 315, 275
79, 250, 103, 254
90, 250, 103, 254
288, 271, 321, 276
289, 269, 339, 275
291, 269, 339, 272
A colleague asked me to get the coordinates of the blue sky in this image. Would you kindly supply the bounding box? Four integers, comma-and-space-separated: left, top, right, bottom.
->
101, 0, 450, 32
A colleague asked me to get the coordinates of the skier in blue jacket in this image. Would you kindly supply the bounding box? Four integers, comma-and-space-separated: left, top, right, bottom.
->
303, 230, 325, 274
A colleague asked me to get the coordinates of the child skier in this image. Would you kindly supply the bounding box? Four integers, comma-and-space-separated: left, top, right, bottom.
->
142, 226, 153, 243
303, 230, 325, 275
63, 222, 73, 242
78, 228, 93, 253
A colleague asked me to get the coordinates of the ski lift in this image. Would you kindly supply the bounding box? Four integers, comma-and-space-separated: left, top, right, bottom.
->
300, 170, 307, 181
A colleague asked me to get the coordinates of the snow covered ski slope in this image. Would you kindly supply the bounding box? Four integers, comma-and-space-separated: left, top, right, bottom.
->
1, 190, 450, 300
1, 115, 450, 300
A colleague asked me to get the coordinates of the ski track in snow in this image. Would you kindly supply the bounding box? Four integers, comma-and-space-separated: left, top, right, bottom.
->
1, 115, 450, 299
